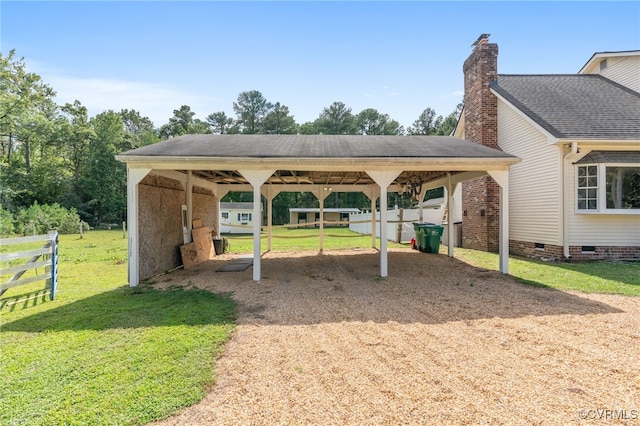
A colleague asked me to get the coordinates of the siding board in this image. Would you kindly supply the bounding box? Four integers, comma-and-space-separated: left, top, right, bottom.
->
498, 100, 562, 245
600, 56, 640, 92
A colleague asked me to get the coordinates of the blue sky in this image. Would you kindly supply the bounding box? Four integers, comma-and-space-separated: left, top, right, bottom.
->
2, 1, 639, 129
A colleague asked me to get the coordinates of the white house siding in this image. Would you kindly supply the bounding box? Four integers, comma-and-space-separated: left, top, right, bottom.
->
220, 208, 255, 234
597, 56, 640, 92
497, 100, 562, 245
566, 165, 640, 246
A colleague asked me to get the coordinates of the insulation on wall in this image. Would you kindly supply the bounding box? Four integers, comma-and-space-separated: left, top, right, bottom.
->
137, 175, 217, 280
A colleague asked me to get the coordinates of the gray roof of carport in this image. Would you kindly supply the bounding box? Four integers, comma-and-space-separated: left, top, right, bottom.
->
118, 134, 517, 159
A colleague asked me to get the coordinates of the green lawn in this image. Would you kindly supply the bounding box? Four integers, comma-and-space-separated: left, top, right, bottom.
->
0, 230, 235, 426
224, 226, 406, 253
451, 246, 640, 296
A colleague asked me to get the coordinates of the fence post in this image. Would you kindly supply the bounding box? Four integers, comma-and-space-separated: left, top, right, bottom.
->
49, 231, 59, 300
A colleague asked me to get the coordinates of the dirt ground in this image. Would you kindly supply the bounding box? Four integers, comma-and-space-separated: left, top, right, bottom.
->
152, 248, 640, 425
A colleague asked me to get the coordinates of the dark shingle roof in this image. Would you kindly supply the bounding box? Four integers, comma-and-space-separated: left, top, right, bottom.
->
220, 202, 254, 210
119, 134, 515, 159
490, 75, 640, 140
574, 151, 640, 164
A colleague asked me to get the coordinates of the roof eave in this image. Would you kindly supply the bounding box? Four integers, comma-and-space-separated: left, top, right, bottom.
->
551, 139, 640, 148
115, 154, 520, 172
579, 50, 640, 74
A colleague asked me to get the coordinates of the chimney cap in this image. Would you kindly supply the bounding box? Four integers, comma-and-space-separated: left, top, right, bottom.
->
472, 34, 491, 47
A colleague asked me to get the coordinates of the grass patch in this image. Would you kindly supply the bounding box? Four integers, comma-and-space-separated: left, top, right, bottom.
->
224, 227, 405, 253
451, 246, 640, 296
0, 231, 235, 426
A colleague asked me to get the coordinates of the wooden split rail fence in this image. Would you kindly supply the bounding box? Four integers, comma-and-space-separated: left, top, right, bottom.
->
0, 231, 59, 300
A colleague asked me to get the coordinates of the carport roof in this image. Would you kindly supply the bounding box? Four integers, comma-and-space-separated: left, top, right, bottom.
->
119, 134, 516, 159
117, 134, 519, 187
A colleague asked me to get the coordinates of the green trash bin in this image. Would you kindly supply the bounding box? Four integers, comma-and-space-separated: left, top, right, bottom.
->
413, 223, 433, 253
424, 225, 444, 253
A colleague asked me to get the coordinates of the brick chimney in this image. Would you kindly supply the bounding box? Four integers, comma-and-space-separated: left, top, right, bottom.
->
461, 34, 501, 252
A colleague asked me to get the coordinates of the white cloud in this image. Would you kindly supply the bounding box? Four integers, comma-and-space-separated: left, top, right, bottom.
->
438, 89, 464, 100
46, 75, 219, 127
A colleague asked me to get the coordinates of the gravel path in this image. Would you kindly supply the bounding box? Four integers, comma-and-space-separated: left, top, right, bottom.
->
153, 249, 639, 425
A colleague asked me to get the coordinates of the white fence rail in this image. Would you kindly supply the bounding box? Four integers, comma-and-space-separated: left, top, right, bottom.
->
0, 231, 59, 300
349, 206, 445, 243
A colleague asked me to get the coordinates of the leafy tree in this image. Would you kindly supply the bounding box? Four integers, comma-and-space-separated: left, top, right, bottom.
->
315, 102, 355, 135
297, 121, 318, 135
407, 107, 442, 135
158, 105, 210, 139
119, 109, 157, 148
0, 49, 56, 163
56, 101, 95, 192
189, 118, 211, 135
264, 102, 297, 134
355, 108, 404, 135
233, 90, 272, 134
80, 111, 127, 224
206, 111, 235, 134
435, 102, 463, 136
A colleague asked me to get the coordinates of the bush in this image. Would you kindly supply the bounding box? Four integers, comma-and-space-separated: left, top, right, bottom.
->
0, 205, 15, 236
16, 202, 83, 235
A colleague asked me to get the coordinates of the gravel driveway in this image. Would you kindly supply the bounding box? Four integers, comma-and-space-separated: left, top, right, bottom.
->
153, 249, 639, 425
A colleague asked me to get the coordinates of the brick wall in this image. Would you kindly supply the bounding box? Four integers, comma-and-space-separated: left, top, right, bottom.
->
462, 176, 501, 252
509, 240, 564, 260
509, 239, 640, 261
461, 37, 502, 252
568, 246, 640, 261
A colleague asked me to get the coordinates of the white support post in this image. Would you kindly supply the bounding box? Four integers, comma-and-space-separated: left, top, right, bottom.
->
186, 171, 193, 241
418, 186, 428, 222
313, 186, 331, 252
366, 170, 402, 277
262, 186, 281, 252
126, 167, 150, 287
267, 194, 273, 251
209, 183, 220, 239
238, 170, 275, 282
488, 170, 510, 274
365, 188, 378, 248
446, 174, 458, 258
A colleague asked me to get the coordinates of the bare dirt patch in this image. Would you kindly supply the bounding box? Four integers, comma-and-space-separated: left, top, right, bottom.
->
153, 249, 640, 425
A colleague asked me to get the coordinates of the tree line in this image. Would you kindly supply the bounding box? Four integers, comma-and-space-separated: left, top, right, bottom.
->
160, 90, 461, 138
1, 49, 460, 234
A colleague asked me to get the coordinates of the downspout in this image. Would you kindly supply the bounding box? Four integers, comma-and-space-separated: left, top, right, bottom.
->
563, 142, 578, 259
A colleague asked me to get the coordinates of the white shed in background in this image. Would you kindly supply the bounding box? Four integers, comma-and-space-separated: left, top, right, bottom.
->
220, 202, 258, 234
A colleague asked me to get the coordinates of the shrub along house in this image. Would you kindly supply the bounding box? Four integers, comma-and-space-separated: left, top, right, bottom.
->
455, 35, 640, 260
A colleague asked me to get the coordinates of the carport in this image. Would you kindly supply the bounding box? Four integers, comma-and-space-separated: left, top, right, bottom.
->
116, 134, 519, 286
